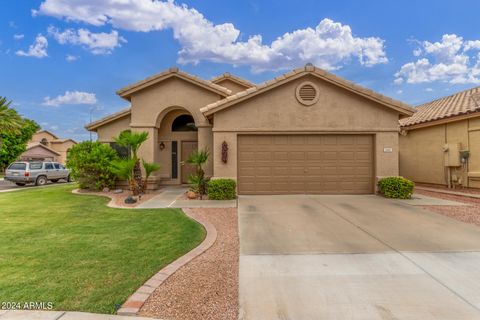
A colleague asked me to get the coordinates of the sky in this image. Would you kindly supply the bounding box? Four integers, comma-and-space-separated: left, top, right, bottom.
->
2, 0, 480, 141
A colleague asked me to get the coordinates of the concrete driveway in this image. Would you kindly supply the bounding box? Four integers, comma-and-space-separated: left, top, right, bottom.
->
239, 195, 480, 320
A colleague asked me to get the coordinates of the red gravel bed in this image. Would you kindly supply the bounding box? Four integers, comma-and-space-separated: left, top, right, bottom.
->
139, 208, 239, 320
416, 183, 480, 195
416, 189, 480, 226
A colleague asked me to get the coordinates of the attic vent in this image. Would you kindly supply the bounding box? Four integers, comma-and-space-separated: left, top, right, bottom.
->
296, 82, 319, 106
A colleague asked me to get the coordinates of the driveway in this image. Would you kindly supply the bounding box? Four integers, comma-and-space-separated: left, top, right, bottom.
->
239, 195, 480, 320
0, 179, 69, 192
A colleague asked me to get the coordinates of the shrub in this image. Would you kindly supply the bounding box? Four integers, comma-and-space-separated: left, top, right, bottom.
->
208, 179, 237, 200
378, 176, 415, 199
66, 141, 118, 190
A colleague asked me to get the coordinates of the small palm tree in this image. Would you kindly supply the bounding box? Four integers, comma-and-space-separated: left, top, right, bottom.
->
187, 149, 209, 198
142, 160, 160, 192
114, 131, 149, 194
111, 159, 137, 192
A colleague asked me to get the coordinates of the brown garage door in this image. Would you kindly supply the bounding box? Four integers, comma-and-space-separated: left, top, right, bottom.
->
237, 135, 373, 195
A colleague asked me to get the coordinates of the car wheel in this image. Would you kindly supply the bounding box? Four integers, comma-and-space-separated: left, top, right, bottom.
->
35, 176, 48, 186
51, 179, 59, 183
67, 175, 73, 182
15, 183, 26, 186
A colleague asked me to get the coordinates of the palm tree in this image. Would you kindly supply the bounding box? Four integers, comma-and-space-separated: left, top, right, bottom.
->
187, 149, 209, 198
111, 158, 137, 192
114, 130, 149, 195
142, 160, 160, 192
0, 97, 23, 134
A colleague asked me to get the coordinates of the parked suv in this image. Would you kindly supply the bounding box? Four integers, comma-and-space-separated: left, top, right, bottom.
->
5, 161, 71, 186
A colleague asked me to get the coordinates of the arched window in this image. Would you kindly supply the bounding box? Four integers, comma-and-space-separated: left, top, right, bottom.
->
171, 114, 197, 131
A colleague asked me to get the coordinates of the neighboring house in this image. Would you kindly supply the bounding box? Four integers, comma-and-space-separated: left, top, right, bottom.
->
400, 87, 480, 189
86, 64, 415, 194
19, 130, 77, 164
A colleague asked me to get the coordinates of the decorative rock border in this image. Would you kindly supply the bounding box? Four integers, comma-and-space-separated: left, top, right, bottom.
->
117, 208, 218, 316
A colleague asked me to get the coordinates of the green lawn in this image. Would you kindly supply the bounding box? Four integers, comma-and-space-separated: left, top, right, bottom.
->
0, 185, 205, 314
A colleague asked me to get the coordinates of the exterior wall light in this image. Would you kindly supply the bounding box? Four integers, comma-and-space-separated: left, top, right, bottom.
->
159, 142, 166, 150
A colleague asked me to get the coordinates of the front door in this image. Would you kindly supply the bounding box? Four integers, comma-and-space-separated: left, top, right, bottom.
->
181, 141, 198, 184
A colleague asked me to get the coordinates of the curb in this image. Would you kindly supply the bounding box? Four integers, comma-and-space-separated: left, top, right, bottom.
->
117, 208, 217, 316
71, 189, 126, 209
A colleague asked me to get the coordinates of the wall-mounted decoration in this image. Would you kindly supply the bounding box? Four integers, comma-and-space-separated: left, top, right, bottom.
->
221, 141, 228, 163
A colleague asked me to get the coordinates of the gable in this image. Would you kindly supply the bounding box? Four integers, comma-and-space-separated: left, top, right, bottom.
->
214, 78, 252, 94
213, 74, 401, 132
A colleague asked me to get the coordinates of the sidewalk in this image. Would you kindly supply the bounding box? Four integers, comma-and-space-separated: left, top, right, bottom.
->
416, 186, 480, 199
136, 186, 237, 209
0, 310, 157, 320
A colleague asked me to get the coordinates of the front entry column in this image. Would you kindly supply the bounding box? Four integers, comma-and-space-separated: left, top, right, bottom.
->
197, 124, 213, 178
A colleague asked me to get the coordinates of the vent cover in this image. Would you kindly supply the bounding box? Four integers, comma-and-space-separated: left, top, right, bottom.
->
296, 82, 319, 105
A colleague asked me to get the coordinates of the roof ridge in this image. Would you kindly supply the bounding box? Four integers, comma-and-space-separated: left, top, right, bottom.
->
201, 64, 415, 116
117, 67, 232, 99
211, 72, 256, 88
416, 85, 480, 108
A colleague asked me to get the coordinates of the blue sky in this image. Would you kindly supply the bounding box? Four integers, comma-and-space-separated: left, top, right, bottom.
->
2, 0, 480, 141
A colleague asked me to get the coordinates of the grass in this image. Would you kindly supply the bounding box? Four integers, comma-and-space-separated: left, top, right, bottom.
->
0, 185, 205, 314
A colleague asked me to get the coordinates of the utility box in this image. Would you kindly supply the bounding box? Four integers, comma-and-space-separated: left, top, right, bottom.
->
443, 143, 461, 167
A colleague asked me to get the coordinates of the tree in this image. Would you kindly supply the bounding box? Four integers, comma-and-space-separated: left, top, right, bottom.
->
0, 97, 23, 135
187, 149, 209, 199
66, 141, 119, 190
0, 119, 40, 171
113, 131, 149, 194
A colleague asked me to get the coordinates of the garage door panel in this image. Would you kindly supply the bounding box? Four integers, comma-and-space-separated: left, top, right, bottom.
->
237, 135, 373, 194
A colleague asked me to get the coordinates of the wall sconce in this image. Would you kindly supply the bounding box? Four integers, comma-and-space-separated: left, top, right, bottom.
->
221, 141, 228, 163
159, 142, 166, 150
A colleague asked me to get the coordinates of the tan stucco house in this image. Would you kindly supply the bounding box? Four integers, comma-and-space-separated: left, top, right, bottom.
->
400, 86, 480, 189
20, 130, 77, 164
86, 64, 415, 194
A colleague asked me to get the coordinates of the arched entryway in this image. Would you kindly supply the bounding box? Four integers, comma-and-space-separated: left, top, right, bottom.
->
157, 108, 198, 185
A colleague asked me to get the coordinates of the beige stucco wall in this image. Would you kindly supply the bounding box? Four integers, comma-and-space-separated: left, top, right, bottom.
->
96, 115, 131, 142
51, 140, 76, 164
211, 74, 402, 190
31, 131, 56, 143
213, 78, 250, 94
399, 116, 480, 188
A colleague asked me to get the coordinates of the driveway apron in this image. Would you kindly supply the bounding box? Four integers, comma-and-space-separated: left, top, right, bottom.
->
238, 194, 480, 320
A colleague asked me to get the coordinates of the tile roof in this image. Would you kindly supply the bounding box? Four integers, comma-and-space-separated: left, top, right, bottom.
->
201, 64, 416, 117
211, 72, 256, 89
26, 142, 61, 156
400, 86, 480, 128
117, 67, 231, 100
85, 107, 131, 131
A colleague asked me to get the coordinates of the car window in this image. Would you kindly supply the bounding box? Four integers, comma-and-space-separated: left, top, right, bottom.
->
45, 163, 54, 170
54, 163, 60, 169
8, 163, 26, 170
59, 164, 65, 169
29, 162, 43, 170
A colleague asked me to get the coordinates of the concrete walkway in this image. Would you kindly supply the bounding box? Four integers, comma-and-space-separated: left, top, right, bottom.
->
0, 310, 155, 319
137, 186, 237, 208
239, 194, 480, 320
416, 186, 480, 199
396, 193, 471, 206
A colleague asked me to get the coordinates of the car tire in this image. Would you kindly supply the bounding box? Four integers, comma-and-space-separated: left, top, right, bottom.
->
51, 179, 59, 183
35, 176, 48, 186
67, 175, 73, 182
15, 183, 26, 186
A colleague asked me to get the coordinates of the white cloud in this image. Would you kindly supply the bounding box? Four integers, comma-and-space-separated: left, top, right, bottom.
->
16, 34, 48, 58
425, 88, 434, 92
42, 91, 97, 106
65, 54, 78, 61
48, 26, 126, 55
13, 34, 24, 40
395, 34, 480, 84
35, 0, 387, 72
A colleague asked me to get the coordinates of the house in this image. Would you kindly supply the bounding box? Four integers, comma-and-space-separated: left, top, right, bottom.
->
86, 64, 415, 194
400, 87, 480, 189
19, 130, 77, 164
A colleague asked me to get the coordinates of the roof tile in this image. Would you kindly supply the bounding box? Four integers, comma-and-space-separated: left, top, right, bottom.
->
400, 86, 480, 127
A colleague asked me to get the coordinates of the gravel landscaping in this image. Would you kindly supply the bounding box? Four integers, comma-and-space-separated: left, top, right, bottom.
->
139, 207, 238, 320
416, 188, 480, 226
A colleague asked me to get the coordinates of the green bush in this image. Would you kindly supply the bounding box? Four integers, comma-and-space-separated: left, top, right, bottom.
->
207, 179, 237, 200
378, 176, 415, 199
66, 141, 119, 190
